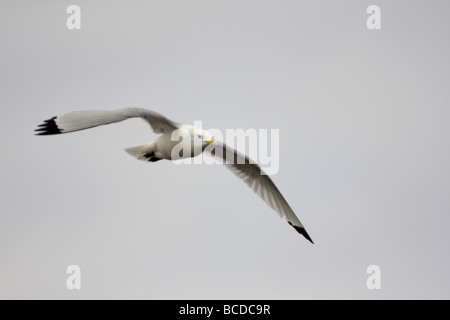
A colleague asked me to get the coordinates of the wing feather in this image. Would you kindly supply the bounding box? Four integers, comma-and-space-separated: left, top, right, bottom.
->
214, 142, 313, 243
35, 108, 178, 135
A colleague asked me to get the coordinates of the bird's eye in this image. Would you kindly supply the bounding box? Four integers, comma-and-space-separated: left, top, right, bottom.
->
197, 134, 202, 139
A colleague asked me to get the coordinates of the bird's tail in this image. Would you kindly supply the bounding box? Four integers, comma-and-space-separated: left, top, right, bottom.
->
125, 143, 158, 162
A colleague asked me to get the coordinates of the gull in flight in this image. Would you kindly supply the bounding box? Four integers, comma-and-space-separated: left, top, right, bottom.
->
35, 108, 313, 243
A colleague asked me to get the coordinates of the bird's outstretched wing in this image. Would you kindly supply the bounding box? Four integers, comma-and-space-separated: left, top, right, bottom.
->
212, 142, 313, 244
35, 108, 178, 135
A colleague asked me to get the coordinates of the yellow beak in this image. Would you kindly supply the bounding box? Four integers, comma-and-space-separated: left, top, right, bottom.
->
206, 140, 216, 146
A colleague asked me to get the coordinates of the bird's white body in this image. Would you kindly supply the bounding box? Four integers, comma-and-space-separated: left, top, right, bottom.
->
126, 124, 213, 161
155, 131, 178, 159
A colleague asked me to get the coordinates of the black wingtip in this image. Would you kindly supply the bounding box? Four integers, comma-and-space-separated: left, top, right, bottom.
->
35, 116, 62, 135
288, 222, 314, 244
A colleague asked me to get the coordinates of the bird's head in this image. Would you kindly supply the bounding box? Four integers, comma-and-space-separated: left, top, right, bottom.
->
191, 128, 216, 150
171, 125, 216, 158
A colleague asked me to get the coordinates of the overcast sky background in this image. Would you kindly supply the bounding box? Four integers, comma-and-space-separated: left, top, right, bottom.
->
1, 1, 449, 299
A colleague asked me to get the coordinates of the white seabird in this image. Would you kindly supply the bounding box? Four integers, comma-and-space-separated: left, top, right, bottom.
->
35, 108, 313, 243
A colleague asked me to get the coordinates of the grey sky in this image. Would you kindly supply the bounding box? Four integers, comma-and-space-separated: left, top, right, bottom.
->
1, 1, 449, 299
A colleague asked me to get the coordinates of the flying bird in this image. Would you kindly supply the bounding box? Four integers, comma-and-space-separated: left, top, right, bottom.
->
35, 108, 313, 243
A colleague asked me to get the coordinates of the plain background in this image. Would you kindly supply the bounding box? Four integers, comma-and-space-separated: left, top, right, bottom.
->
1, 0, 449, 299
